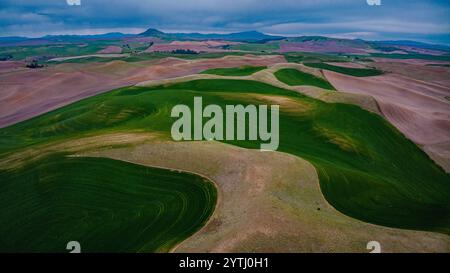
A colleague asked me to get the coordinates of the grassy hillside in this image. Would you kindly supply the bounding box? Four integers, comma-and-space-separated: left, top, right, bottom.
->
200, 65, 266, 76
304, 62, 383, 77
274, 68, 335, 90
0, 41, 120, 60
1, 78, 449, 252
0, 155, 216, 252
284, 52, 351, 63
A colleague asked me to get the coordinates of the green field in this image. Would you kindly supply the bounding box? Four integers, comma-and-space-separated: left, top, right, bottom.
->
0, 41, 120, 60
0, 155, 216, 252
274, 68, 335, 90
304, 62, 383, 77
200, 65, 267, 76
1, 79, 449, 238
284, 52, 351, 63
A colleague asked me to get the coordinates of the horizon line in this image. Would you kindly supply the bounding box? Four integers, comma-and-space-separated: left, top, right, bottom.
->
0, 28, 449, 47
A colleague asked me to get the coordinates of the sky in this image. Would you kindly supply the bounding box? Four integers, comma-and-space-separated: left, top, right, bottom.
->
0, 0, 449, 44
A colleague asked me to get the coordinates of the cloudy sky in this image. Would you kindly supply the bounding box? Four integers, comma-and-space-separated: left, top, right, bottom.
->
1, 0, 449, 44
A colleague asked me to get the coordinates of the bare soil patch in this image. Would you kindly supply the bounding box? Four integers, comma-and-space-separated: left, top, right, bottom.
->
324, 70, 450, 171
0, 55, 283, 128
97, 45, 123, 54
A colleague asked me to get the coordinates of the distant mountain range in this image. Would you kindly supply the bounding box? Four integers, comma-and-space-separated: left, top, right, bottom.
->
136, 28, 284, 42
0, 28, 283, 44
372, 40, 450, 52
0, 28, 449, 52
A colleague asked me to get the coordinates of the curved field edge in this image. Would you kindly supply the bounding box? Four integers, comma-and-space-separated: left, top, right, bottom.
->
200, 66, 267, 76
136, 64, 382, 115
0, 79, 449, 236
0, 155, 217, 253
274, 68, 336, 90
303, 62, 384, 77
150, 80, 449, 234
80, 140, 450, 252
2, 134, 449, 252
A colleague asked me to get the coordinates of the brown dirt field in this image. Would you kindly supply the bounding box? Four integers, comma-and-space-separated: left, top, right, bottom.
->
146, 44, 222, 53
2, 56, 384, 130
0, 55, 284, 128
324, 70, 450, 171
370, 60, 450, 86
171, 41, 240, 47
145, 40, 238, 53
371, 57, 450, 66
325, 62, 368, 69
123, 37, 163, 44
279, 41, 369, 54
97, 45, 123, 54
0, 61, 27, 74
48, 54, 129, 62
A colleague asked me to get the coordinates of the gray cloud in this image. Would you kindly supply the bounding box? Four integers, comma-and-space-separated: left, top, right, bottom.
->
0, 0, 449, 43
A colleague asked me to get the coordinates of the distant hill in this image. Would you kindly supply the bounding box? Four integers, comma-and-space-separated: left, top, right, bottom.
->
370, 40, 450, 53
277, 36, 450, 55
138, 28, 165, 37
0, 33, 136, 47
43, 32, 134, 40
138, 28, 284, 42
171, 30, 284, 41
0, 36, 29, 43
284, 36, 371, 47
0, 29, 284, 46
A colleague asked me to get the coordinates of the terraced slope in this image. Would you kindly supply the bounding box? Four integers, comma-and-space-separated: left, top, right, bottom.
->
0, 155, 216, 252
0, 78, 449, 250
274, 68, 335, 90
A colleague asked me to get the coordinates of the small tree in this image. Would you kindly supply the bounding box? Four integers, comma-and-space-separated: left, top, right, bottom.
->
26, 59, 43, 69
